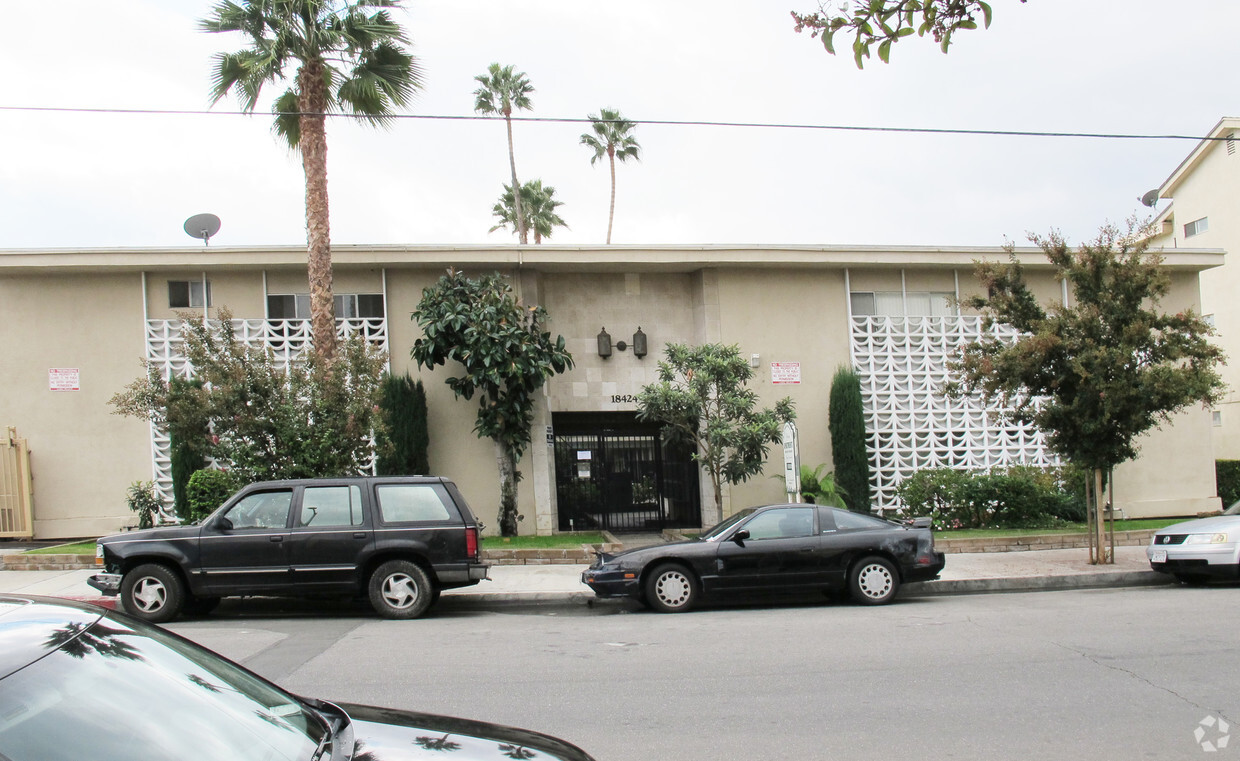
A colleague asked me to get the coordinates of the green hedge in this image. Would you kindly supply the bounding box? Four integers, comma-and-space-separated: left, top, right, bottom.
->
1217, 460, 1240, 508
896, 465, 1085, 530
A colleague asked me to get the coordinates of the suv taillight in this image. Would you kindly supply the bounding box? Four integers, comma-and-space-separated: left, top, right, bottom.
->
466, 526, 479, 559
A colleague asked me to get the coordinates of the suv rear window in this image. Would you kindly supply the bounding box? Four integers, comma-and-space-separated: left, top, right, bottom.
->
375, 484, 453, 524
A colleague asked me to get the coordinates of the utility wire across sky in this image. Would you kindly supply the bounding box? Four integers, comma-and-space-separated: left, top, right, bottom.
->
0, 104, 1222, 142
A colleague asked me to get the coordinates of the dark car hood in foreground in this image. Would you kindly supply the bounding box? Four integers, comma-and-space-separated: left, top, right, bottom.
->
340, 702, 595, 761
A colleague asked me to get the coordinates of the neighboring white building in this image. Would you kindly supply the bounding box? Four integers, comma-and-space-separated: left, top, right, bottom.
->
1148, 117, 1240, 458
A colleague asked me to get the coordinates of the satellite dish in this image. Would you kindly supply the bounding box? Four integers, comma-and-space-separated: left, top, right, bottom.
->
1139, 189, 1160, 208
183, 213, 221, 246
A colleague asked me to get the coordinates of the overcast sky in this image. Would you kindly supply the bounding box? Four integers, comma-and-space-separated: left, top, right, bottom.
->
1, 0, 1236, 251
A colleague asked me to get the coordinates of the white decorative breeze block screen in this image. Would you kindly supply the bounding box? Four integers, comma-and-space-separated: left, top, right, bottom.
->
145, 318, 388, 518
850, 315, 1056, 513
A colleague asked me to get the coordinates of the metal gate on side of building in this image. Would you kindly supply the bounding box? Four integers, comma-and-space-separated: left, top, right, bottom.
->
1, 427, 35, 538
552, 413, 700, 533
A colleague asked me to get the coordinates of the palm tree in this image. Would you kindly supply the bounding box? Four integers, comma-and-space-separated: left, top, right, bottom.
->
580, 108, 641, 244
200, 0, 421, 361
473, 63, 534, 245
489, 180, 567, 244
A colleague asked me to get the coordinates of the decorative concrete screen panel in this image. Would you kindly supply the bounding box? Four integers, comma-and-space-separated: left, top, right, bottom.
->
850, 315, 1057, 513
144, 318, 387, 519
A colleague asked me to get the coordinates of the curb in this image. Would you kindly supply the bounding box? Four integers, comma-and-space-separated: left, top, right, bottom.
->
903, 570, 1175, 597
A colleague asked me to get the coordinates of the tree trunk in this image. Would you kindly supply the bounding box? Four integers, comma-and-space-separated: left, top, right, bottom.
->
298, 60, 336, 361
1088, 467, 1114, 565
495, 439, 520, 536
504, 112, 527, 245
606, 146, 616, 245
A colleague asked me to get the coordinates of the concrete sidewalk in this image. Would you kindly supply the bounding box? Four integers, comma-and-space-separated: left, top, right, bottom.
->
0, 545, 1172, 610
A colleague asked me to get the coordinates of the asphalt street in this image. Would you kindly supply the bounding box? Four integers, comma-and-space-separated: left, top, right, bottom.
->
166, 584, 1240, 761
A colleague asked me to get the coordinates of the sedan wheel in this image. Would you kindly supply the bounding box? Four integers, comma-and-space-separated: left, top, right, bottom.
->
121, 563, 186, 623
644, 563, 699, 613
368, 560, 434, 620
849, 556, 899, 605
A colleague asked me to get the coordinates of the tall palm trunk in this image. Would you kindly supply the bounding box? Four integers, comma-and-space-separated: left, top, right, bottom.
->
504, 110, 528, 245
606, 146, 617, 244
298, 59, 336, 361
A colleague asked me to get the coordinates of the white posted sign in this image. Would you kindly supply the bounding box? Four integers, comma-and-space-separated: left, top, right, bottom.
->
782, 421, 800, 497
771, 362, 801, 384
49, 368, 80, 392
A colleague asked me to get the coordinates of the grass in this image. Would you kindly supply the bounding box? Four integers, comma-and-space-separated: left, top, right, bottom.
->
937, 518, 1184, 539
25, 541, 97, 555
480, 532, 607, 549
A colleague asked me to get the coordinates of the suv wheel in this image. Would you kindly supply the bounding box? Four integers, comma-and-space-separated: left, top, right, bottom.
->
121, 563, 186, 623
368, 560, 434, 619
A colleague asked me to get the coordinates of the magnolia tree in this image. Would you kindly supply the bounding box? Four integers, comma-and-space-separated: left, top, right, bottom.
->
636, 343, 795, 524
411, 270, 573, 536
111, 309, 388, 487
948, 224, 1224, 563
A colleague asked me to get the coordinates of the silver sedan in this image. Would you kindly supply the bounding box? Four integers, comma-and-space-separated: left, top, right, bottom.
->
1148, 501, 1240, 584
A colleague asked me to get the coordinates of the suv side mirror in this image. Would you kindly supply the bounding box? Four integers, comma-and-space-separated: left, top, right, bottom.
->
732, 529, 750, 545
214, 516, 234, 532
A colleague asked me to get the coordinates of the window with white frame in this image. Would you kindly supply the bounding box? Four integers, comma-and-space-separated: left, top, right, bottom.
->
850, 291, 953, 318
267, 293, 384, 319
168, 280, 211, 309
1185, 217, 1209, 238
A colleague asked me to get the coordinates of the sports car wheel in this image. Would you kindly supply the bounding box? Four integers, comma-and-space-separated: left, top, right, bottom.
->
121, 563, 186, 623
849, 556, 899, 605
644, 563, 699, 613
368, 560, 434, 620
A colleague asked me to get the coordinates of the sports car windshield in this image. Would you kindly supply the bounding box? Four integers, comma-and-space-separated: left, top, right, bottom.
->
0, 615, 328, 761
700, 508, 757, 541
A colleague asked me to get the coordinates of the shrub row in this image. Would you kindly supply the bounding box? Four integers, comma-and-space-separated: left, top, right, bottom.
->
896, 465, 1087, 530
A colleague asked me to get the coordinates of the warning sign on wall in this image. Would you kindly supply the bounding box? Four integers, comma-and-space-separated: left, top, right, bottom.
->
49, 368, 81, 391
771, 362, 801, 385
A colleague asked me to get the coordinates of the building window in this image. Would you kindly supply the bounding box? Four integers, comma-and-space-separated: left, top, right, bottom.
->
267, 293, 384, 319
1185, 217, 1209, 238
168, 280, 211, 309
1213, 411, 1223, 428
850, 291, 953, 318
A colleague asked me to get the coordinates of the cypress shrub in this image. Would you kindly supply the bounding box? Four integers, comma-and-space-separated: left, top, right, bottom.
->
377, 373, 431, 476
186, 469, 236, 522
829, 365, 872, 513
1216, 460, 1240, 508
170, 430, 205, 522
166, 376, 208, 521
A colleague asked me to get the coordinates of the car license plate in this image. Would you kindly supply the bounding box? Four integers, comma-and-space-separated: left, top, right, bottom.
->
1150, 549, 1167, 563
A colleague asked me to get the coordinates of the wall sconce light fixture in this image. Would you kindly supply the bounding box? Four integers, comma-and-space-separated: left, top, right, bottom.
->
597, 326, 648, 359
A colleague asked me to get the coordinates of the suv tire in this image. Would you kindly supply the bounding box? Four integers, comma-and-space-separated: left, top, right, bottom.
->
369, 560, 434, 619
121, 563, 186, 623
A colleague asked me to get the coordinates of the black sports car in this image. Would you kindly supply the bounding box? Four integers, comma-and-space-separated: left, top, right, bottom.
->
582, 503, 945, 611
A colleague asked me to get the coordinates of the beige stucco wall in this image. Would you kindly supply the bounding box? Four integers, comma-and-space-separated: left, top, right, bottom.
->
1, 273, 152, 537
1149, 133, 1240, 459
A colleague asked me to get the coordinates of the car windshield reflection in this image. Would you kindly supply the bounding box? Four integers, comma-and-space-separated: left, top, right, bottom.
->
0, 615, 328, 761
699, 508, 757, 541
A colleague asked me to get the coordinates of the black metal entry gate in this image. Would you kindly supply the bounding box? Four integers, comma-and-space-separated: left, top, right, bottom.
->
553, 413, 700, 533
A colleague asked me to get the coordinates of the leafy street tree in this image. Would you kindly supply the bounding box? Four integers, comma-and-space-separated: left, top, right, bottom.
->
637, 343, 796, 522
474, 63, 535, 245
489, 179, 568, 244
411, 270, 574, 536
948, 224, 1224, 563
829, 365, 872, 512
200, 0, 421, 360
111, 309, 388, 485
792, 0, 1026, 67
579, 109, 642, 244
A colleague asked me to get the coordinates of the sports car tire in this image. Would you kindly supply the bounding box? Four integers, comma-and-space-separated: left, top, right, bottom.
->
121, 563, 186, 623
849, 556, 900, 605
644, 563, 699, 613
368, 560, 434, 620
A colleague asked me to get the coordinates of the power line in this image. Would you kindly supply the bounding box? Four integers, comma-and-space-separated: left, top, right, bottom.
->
0, 104, 1220, 142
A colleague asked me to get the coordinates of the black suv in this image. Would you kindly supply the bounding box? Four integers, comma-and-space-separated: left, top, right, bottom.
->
89, 476, 489, 622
